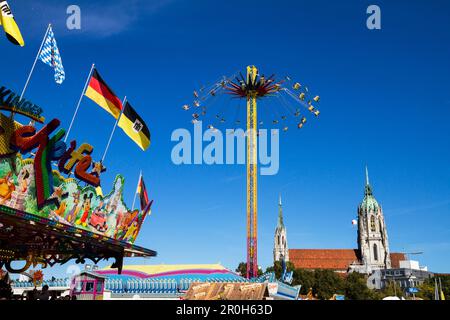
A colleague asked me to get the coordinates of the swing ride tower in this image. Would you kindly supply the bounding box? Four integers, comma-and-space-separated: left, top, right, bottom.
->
186, 65, 321, 279
246, 66, 258, 279
226, 65, 285, 278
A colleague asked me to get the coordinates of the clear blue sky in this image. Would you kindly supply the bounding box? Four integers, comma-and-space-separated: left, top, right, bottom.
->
2, 0, 450, 278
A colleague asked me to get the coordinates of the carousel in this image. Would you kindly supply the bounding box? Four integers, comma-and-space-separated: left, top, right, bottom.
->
184, 66, 321, 278
0, 85, 156, 275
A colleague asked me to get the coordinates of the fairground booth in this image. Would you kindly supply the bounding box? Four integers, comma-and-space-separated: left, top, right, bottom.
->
0, 84, 156, 286
9, 263, 300, 300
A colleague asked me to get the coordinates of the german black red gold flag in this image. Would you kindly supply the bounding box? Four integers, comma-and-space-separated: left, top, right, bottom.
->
85, 68, 123, 119
118, 102, 151, 151
137, 174, 149, 211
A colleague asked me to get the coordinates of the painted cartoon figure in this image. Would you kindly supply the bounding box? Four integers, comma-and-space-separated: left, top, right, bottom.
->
0, 172, 15, 205
114, 209, 124, 234
7, 163, 34, 211
115, 210, 139, 240
65, 191, 81, 224
52, 201, 67, 217
123, 220, 139, 242
114, 210, 127, 239
17, 165, 32, 193
89, 200, 108, 232
76, 193, 93, 227
48, 186, 68, 221
106, 192, 120, 213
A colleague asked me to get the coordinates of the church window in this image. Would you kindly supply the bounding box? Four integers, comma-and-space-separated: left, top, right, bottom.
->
373, 243, 378, 261
370, 216, 376, 232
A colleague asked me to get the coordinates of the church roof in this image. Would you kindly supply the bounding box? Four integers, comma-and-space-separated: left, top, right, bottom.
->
289, 249, 405, 271
289, 249, 361, 271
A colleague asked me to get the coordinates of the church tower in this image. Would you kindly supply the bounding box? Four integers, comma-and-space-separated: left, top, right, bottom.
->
274, 195, 289, 263
357, 167, 391, 271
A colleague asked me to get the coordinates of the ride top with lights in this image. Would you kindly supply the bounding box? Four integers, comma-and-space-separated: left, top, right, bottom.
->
0, 85, 155, 274
185, 66, 321, 279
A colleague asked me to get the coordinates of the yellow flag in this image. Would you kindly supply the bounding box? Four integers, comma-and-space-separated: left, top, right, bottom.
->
118, 101, 151, 151
0, 1, 24, 46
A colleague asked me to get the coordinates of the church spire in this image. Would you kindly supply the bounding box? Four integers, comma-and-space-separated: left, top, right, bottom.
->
365, 165, 370, 186
274, 194, 289, 263
364, 166, 373, 196
278, 194, 284, 227
357, 166, 391, 271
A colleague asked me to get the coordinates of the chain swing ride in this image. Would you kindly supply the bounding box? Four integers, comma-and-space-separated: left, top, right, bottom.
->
183, 65, 321, 279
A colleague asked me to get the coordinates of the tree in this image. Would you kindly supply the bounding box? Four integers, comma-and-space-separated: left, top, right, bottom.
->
417, 275, 450, 300
235, 262, 247, 277
235, 262, 263, 278
437, 275, 450, 300
344, 272, 375, 300
313, 269, 344, 300
292, 269, 315, 294
416, 281, 434, 300
265, 260, 295, 280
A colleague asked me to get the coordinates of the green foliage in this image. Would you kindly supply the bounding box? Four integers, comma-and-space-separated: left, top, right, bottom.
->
312, 269, 345, 299
437, 276, 450, 300
381, 281, 401, 298
239, 262, 450, 301
235, 262, 247, 277
416, 282, 435, 300
417, 275, 450, 300
289, 268, 400, 300
235, 262, 263, 278
344, 272, 375, 300
292, 269, 315, 294
265, 260, 295, 280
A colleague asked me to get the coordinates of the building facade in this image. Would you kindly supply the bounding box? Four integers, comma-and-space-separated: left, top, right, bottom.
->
355, 167, 391, 272
288, 168, 405, 275
274, 195, 289, 263
367, 260, 433, 290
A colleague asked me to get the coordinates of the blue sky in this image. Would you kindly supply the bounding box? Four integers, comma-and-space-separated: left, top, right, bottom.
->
1, 0, 450, 278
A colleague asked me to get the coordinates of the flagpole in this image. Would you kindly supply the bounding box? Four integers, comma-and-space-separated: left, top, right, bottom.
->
65, 63, 95, 142
20, 24, 51, 101
131, 170, 142, 210
439, 277, 444, 300
102, 96, 127, 163
435, 278, 439, 300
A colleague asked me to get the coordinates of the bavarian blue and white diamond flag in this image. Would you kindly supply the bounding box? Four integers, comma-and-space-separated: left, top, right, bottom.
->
38, 26, 65, 84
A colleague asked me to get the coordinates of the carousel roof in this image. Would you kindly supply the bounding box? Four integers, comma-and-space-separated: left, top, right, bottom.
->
97, 263, 245, 282
0, 205, 156, 274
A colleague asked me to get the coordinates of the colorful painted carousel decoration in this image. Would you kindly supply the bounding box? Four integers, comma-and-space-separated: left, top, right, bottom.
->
0, 85, 156, 274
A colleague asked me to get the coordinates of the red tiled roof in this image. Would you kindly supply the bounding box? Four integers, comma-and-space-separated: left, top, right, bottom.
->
290, 249, 406, 271
390, 253, 406, 268
289, 249, 360, 271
